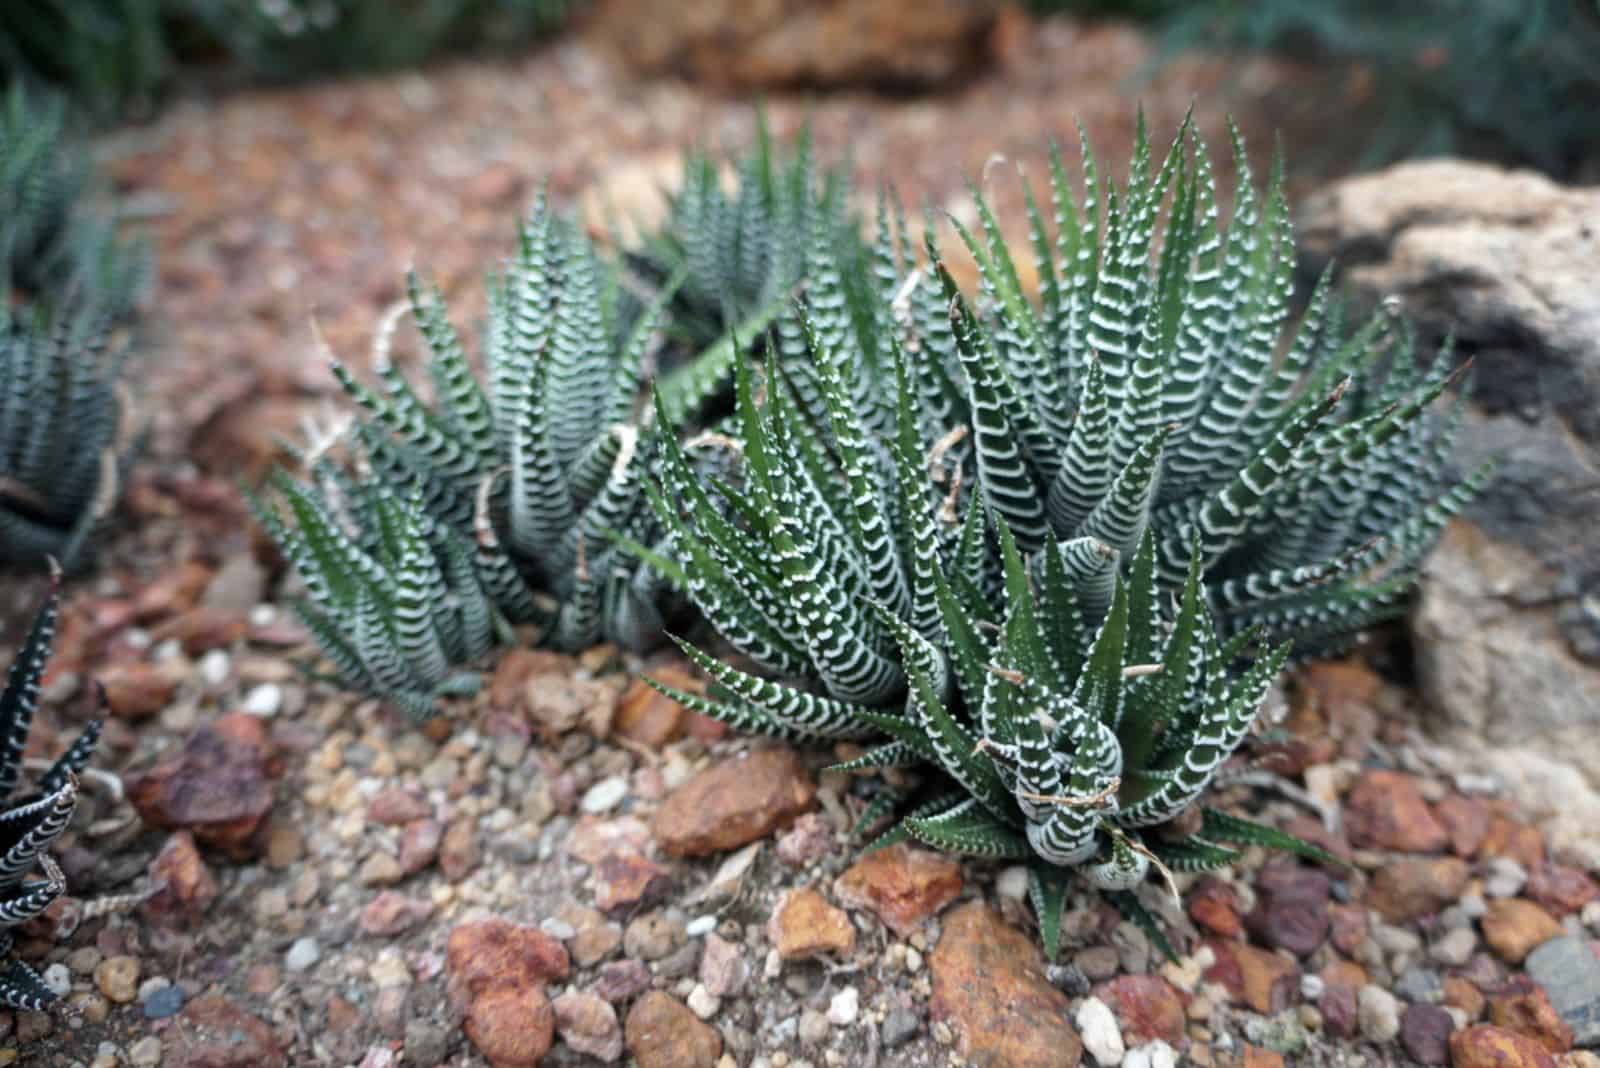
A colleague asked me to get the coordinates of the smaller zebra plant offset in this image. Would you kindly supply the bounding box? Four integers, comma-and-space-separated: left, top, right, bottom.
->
0, 84, 148, 321
0, 573, 102, 1011
0, 309, 136, 571
258, 202, 683, 717
635, 118, 866, 424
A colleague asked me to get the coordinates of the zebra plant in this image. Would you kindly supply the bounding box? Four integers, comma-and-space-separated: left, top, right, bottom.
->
927, 112, 1489, 653
0, 83, 148, 321
636, 117, 867, 425
642, 114, 1478, 954
0, 308, 135, 571
258, 202, 682, 716
0, 571, 102, 1010
645, 356, 1333, 954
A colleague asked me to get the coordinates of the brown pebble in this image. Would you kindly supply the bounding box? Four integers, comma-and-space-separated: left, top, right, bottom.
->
653, 747, 816, 857
767, 888, 854, 960
1481, 899, 1562, 964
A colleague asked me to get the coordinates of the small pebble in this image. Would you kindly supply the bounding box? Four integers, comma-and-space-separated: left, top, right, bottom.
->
128, 1036, 162, 1068
94, 956, 140, 1004
881, 1007, 920, 1047
42, 964, 71, 998
142, 984, 185, 1019
827, 987, 859, 1027
198, 649, 231, 687
1429, 927, 1477, 966
798, 1009, 830, 1046
285, 937, 321, 972
686, 983, 720, 1021
685, 915, 718, 938
1124, 1041, 1179, 1068
1357, 984, 1401, 1043
580, 776, 629, 815
1076, 997, 1126, 1067
241, 682, 282, 717
1484, 857, 1528, 899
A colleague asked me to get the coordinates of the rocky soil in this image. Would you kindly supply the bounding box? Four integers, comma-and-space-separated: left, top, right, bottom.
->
4, 12, 1600, 1068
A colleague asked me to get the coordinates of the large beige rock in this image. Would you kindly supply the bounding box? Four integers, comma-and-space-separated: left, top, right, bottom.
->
586, 0, 1002, 90
1297, 160, 1600, 783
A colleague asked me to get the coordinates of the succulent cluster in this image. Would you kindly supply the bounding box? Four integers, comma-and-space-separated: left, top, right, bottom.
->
642, 116, 1483, 951
256, 205, 684, 717
0, 577, 102, 1011
257, 113, 1477, 953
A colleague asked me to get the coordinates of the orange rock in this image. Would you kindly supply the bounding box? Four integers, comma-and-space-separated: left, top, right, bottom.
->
126, 715, 276, 859
1435, 794, 1492, 857
614, 669, 695, 749
1490, 987, 1575, 1054
100, 662, 179, 721
653, 747, 816, 857
1094, 974, 1188, 1045
446, 919, 570, 999
1444, 976, 1488, 1021
833, 843, 963, 936
1449, 1025, 1559, 1068
589, 0, 1003, 91
1368, 857, 1471, 923
488, 649, 572, 713
1238, 1047, 1286, 1068
176, 995, 286, 1067
1320, 959, 1370, 989
1205, 940, 1299, 1014
464, 985, 554, 1068
141, 832, 218, 925
1481, 818, 1547, 868
624, 991, 722, 1068
768, 887, 855, 960
1526, 862, 1600, 915
1343, 769, 1448, 852
930, 902, 1082, 1068
1188, 878, 1243, 937
132, 560, 216, 623
1482, 900, 1562, 964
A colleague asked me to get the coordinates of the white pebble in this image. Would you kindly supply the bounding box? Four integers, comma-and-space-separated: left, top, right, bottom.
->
285, 937, 321, 972
1075, 997, 1126, 1067
1300, 974, 1325, 1000
995, 865, 1030, 900
686, 983, 720, 1020
580, 776, 628, 815
539, 918, 576, 940
685, 915, 717, 938
128, 1036, 162, 1068
42, 963, 72, 997
1429, 927, 1478, 966
1582, 899, 1600, 934
242, 682, 282, 717
249, 604, 277, 626
1123, 1041, 1178, 1068
1483, 857, 1528, 899
827, 987, 859, 1027
1357, 984, 1401, 1043
198, 649, 231, 687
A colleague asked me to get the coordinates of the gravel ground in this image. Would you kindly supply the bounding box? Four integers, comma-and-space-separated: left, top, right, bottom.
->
4, 14, 1599, 1068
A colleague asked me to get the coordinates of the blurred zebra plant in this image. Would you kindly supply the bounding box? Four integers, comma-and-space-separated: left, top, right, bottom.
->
643, 113, 1481, 953
0, 84, 149, 321
256, 203, 683, 718
0, 309, 136, 571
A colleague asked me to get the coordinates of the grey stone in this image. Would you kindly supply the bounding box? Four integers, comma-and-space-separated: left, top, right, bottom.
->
1393, 967, 1443, 1005
882, 1007, 920, 1048
1298, 159, 1600, 784
1526, 935, 1600, 1047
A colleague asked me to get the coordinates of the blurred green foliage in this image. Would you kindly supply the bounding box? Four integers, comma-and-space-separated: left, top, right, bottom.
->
1033, 0, 1600, 175
0, 0, 576, 119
